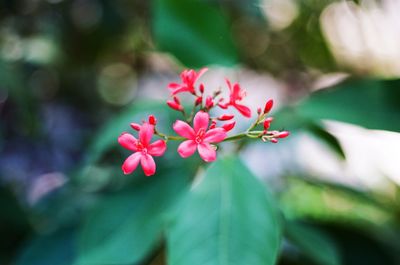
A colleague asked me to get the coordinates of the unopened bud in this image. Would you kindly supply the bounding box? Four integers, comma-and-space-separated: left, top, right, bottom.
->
173, 96, 181, 104
276, 131, 290, 138
167, 100, 183, 111
264, 99, 274, 114
209, 120, 217, 129
205, 96, 214, 109
222, 121, 236, 132
148, 115, 157, 125
195, 96, 203, 106
130, 123, 141, 131
263, 120, 271, 130
271, 138, 278, 143
257, 107, 262, 115
199, 83, 205, 93
218, 114, 234, 121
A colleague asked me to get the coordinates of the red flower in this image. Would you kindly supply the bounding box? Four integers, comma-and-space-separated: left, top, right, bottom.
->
219, 79, 251, 118
118, 123, 167, 176
168, 68, 208, 95
173, 111, 226, 162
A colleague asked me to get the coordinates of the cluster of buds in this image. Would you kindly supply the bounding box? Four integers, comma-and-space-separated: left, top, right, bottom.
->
118, 68, 289, 176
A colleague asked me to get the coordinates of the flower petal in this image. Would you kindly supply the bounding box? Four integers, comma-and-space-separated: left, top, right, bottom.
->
148, 140, 167, 157
122, 152, 141, 174
234, 103, 252, 118
225, 78, 233, 92
118, 132, 138, 151
171, 85, 191, 95
140, 154, 156, 177
196, 68, 208, 81
232, 83, 242, 99
177, 140, 197, 158
173, 120, 195, 139
203, 128, 227, 143
139, 123, 154, 146
197, 143, 216, 162
193, 111, 209, 133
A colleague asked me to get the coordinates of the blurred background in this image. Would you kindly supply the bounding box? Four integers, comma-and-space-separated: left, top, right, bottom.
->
1, 0, 400, 265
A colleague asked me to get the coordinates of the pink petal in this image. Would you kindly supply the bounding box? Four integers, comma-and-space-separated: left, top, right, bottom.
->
196, 68, 208, 81
148, 140, 167, 157
139, 123, 154, 146
225, 78, 233, 92
234, 103, 252, 118
203, 128, 227, 143
232, 83, 242, 99
177, 140, 197, 158
172, 85, 193, 95
140, 154, 156, 177
122, 152, 141, 174
193, 111, 209, 133
173, 120, 195, 139
168, 83, 181, 90
118, 133, 138, 151
197, 143, 216, 162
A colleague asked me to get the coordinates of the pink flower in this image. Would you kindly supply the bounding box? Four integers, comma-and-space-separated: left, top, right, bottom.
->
168, 68, 208, 96
219, 79, 252, 118
173, 111, 227, 162
118, 123, 167, 176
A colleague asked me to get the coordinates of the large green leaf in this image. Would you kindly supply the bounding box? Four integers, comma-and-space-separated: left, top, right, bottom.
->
74, 171, 190, 265
285, 221, 341, 265
167, 156, 281, 265
152, 0, 237, 67
297, 78, 400, 132
15, 229, 77, 265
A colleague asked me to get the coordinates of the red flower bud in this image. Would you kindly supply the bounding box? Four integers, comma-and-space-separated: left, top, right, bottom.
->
173, 96, 181, 104
148, 115, 157, 125
218, 114, 234, 121
167, 100, 183, 111
257, 107, 262, 115
130, 123, 141, 131
199, 83, 205, 93
195, 96, 203, 106
205, 96, 214, 109
264, 99, 274, 114
263, 120, 271, 130
271, 138, 278, 143
222, 121, 236, 132
276, 131, 290, 138
209, 120, 217, 129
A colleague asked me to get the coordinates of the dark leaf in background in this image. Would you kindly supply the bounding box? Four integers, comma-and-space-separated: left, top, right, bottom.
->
153, 0, 238, 67
0, 187, 31, 264
285, 221, 341, 265
167, 156, 281, 265
306, 122, 346, 159
15, 228, 76, 265
297, 78, 400, 132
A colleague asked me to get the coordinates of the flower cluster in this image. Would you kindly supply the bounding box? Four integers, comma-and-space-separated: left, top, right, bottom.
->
118, 68, 289, 176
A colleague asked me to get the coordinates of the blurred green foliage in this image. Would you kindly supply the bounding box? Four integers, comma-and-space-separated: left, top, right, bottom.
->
1, 0, 400, 265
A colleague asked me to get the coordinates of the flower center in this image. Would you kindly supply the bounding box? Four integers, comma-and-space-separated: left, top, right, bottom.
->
195, 128, 206, 144
136, 142, 148, 154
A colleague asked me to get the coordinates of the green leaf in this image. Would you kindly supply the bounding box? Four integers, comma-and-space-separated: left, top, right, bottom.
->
285, 221, 341, 265
15, 229, 77, 265
297, 78, 400, 132
75, 171, 190, 265
167, 156, 281, 265
306, 122, 346, 159
153, 0, 238, 67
